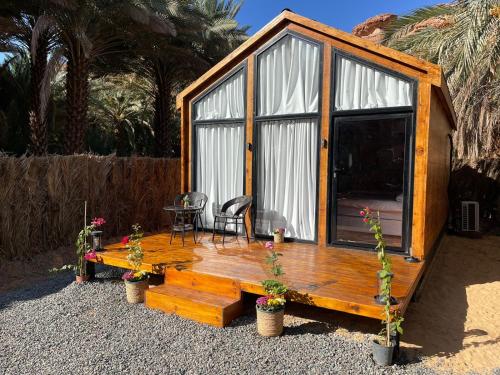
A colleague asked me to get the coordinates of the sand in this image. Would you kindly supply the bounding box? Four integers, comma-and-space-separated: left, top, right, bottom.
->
403, 234, 500, 374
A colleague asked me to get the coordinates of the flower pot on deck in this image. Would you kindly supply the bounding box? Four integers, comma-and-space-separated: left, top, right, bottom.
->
371, 340, 394, 366
124, 279, 148, 303
273, 232, 284, 244
256, 306, 284, 337
75, 274, 89, 284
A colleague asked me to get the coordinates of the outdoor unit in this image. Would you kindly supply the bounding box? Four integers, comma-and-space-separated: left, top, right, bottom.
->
461, 201, 480, 232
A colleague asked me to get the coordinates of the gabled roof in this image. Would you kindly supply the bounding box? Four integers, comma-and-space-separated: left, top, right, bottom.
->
176, 10, 456, 127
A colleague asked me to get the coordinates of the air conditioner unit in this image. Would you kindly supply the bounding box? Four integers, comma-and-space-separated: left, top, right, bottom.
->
461, 201, 480, 232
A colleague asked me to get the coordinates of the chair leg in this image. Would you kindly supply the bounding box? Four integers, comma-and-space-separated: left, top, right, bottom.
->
198, 213, 205, 233
212, 217, 217, 241
244, 217, 250, 243
222, 218, 228, 244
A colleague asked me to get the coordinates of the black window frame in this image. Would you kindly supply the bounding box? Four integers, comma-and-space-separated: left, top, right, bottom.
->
252, 29, 324, 244
190, 62, 248, 216
327, 49, 418, 254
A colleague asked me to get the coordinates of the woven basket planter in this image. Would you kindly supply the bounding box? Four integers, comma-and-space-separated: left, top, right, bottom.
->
256, 306, 284, 337
124, 279, 148, 304
273, 232, 284, 244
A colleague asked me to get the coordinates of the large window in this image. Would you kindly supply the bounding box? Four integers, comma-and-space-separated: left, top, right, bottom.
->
254, 33, 321, 241
334, 55, 413, 111
193, 67, 245, 228
330, 52, 415, 252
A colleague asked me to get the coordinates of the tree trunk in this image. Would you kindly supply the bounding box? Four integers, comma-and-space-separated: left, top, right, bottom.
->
153, 67, 173, 157
29, 33, 49, 156
116, 120, 130, 157
64, 43, 90, 155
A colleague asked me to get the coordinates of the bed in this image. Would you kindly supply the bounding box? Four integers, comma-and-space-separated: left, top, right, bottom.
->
336, 194, 403, 237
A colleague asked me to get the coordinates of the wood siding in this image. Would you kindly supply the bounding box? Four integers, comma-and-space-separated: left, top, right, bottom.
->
423, 88, 452, 257
178, 15, 454, 258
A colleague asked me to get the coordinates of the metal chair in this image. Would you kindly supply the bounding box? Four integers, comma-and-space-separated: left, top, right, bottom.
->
174, 192, 208, 231
212, 195, 252, 244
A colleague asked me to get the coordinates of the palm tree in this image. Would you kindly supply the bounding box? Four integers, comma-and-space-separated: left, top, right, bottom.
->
133, 0, 248, 157
382, 0, 500, 163
49, 0, 176, 154
89, 74, 153, 156
0, 0, 59, 155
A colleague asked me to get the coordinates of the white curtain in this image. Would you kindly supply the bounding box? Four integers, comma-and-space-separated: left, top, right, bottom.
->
258, 35, 320, 116
335, 56, 412, 110
255, 118, 318, 240
195, 123, 244, 228
195, 69, 245, 120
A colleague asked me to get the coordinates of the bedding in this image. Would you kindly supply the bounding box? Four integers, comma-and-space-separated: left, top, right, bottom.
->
336, 195, 403, 237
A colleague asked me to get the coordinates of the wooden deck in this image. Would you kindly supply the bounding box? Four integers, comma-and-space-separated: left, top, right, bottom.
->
89, 232, 425, 324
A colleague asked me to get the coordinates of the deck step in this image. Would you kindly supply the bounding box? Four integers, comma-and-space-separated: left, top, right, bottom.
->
165, 268, 241, 299
145, 284, 242, 327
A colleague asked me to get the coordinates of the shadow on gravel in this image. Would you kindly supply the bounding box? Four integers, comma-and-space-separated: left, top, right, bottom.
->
0, 273, 73, 310
284, 321, 336, 336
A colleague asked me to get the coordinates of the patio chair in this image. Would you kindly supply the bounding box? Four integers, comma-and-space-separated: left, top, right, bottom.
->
173, 192, 209, 231
212, 195, 252, 244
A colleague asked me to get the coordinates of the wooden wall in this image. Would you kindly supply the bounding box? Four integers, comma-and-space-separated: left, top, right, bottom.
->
422, 88, 452, 257
178, 17, 452, 258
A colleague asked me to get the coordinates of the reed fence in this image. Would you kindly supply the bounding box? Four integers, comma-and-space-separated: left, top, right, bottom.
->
0, 155, 180, 260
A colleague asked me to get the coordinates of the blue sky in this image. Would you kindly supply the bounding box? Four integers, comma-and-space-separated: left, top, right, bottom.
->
236, 0, 442, 34
0, 1, 441, 63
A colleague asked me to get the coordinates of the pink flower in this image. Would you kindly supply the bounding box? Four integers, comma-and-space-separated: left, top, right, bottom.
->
359, 210, 365, 216
121, 236, 129, 245
122, 270, 134, 281
84, 250, 97, 260
363, 218, 369, 223
91, 217, 106, 226
265, 241, 274, 249
256, 296, 270, 306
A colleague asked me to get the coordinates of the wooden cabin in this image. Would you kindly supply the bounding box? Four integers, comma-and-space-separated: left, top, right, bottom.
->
87, 11, 456, 329
176, 10, 456, 259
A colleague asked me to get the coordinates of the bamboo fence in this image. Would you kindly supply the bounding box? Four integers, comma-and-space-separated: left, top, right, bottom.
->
0, 155, 180, 260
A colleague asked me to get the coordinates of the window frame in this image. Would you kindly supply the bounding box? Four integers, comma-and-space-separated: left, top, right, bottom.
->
252, 30, 324, 244
191, 62, 248, 203
327, 48, 419, 254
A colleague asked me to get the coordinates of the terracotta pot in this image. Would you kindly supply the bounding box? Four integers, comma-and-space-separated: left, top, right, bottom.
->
256, 306, 284, 337
75, 275, 89, 284
273, 232, 284, 244
124, 279, 148, 303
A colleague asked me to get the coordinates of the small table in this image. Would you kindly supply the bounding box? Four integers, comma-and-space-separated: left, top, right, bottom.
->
163, 205, 202, 246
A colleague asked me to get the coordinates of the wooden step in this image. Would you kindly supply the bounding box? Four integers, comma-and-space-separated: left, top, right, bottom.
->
165, 268, 241, 299
145, 284, 242, 327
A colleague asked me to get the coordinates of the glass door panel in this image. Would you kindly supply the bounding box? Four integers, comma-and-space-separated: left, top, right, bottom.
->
330, 115, 411, 250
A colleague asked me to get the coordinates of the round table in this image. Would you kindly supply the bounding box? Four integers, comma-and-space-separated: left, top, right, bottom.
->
163, 205, 202, 246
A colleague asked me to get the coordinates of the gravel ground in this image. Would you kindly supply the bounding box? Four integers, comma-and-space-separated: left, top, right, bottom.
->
0, 268, 443, 375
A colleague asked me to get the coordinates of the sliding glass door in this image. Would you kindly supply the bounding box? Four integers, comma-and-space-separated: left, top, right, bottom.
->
330, 114, 412, 250
329, 51, 415, 252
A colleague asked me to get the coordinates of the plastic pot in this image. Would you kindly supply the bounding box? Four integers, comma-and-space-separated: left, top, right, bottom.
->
372, 340, 394, 366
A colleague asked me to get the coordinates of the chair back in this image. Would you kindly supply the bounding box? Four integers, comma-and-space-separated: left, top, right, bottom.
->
221, 195, 252, 217
174, 192, 208, 211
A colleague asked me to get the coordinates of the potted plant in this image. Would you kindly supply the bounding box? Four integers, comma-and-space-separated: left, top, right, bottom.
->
256, 241, 288, 337
360, 208, 404, 366
121, 224, 148, 303
50, 216, 105, 283
272, 227, 285, 243
182, 195, 191, 208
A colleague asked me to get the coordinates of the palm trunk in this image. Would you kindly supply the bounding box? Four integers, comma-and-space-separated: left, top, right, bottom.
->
153, 66, 173, 157
29, 33, 49, 156
64, 43, 90, 155
116, 120, 130, 156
